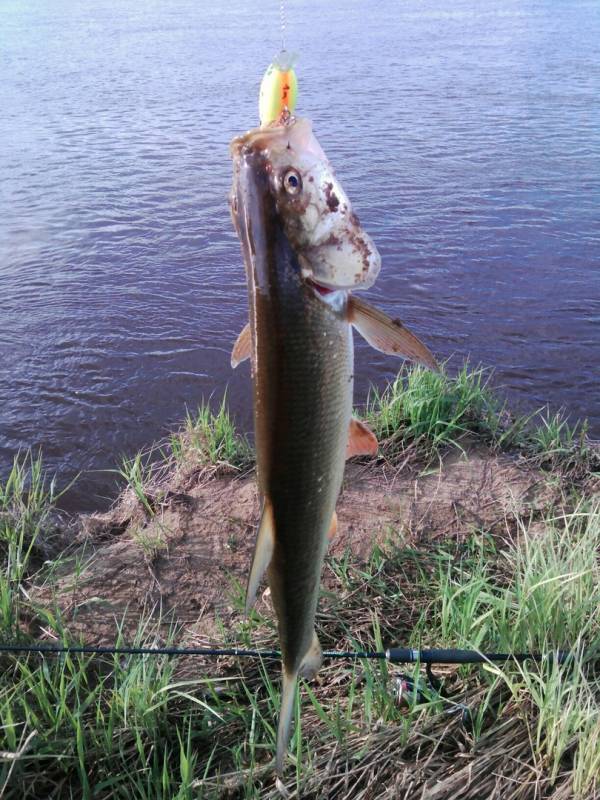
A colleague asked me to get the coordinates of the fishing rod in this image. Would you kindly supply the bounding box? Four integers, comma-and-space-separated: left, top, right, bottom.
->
1, 641, 584, 727
0, 641, 573, 664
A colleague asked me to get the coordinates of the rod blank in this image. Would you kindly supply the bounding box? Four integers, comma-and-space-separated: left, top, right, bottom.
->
0, 642, 573, 665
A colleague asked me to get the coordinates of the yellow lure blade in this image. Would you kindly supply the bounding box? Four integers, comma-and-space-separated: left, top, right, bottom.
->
259, 50, 298, 126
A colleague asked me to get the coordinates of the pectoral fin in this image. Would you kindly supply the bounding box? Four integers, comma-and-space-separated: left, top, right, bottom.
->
231, 323, 251, 368
346, 417, 378, 459
245, 498, 275, 614
348, 296, 438, 370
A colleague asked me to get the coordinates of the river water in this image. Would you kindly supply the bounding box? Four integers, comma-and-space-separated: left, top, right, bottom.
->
1, 0, 599, 511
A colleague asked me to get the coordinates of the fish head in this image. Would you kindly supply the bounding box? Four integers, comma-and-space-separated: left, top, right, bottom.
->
230, 117, 380, 291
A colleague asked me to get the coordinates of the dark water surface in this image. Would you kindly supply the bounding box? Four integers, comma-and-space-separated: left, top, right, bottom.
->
1, 0, 599, 511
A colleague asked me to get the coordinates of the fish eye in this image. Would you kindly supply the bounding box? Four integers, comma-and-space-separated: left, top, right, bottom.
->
282, 168, 302, 195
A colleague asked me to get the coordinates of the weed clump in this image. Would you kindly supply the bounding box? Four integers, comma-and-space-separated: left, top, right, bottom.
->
366, 363, 519, 457
0, 453, 64, 637
170, 396, 252, 472
366, 363, 597, 478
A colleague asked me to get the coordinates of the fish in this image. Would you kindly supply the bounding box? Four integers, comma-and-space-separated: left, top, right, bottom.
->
229, 114, 436, 774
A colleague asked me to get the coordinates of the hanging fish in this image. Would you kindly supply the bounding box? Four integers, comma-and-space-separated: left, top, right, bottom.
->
229, 61, 437, 775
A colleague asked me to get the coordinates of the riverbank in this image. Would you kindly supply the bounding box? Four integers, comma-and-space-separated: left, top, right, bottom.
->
1, 365, 599, 798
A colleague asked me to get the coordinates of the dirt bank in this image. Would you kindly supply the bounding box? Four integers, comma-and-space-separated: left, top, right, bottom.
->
31, 442, 561, 646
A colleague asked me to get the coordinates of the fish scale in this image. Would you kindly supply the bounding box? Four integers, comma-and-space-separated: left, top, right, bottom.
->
234, 143, 352, 769
255, 263, 352, 678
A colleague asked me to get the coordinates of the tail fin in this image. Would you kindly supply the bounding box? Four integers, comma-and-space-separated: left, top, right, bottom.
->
276, 669, 298, 776
276, 631, 322, 775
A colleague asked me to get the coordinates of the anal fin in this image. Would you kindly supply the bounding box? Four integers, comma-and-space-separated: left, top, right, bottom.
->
348, 295, 438, 370
231, 323, 251, 369
245, 498, 275, 614
346, 417, 378, 459
327, 510, 338, 542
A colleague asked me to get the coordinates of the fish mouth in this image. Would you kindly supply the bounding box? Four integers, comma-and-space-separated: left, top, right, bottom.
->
305, 277, 335, 296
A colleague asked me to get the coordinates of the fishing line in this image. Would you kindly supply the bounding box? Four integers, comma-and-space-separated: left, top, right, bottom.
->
279, 0, 287, 52
0, 641, 573, 665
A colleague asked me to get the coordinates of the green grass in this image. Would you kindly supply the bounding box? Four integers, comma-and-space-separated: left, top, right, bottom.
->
111, 397, 251, 544
409, 503, 600, 796
529, 409, 593, 472
1, 370, 599, 798
365, 362, 524, 456
0, 632, 212, 798
116, 452, 157, 517
429, 505, 599, 653
0, 455, 226, 797
169, 396, 252, 472
0, 452, 63, 637
365, 363, 597, 476
3, 492, 597, 796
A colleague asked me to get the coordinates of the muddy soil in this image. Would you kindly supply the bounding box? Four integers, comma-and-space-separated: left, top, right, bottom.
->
31, 445, 559, 646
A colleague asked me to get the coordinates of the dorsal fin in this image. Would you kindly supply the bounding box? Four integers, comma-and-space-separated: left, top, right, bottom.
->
231, 323, 251, 369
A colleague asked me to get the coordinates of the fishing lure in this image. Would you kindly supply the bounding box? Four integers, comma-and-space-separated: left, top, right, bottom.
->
258, 50, 298, 126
